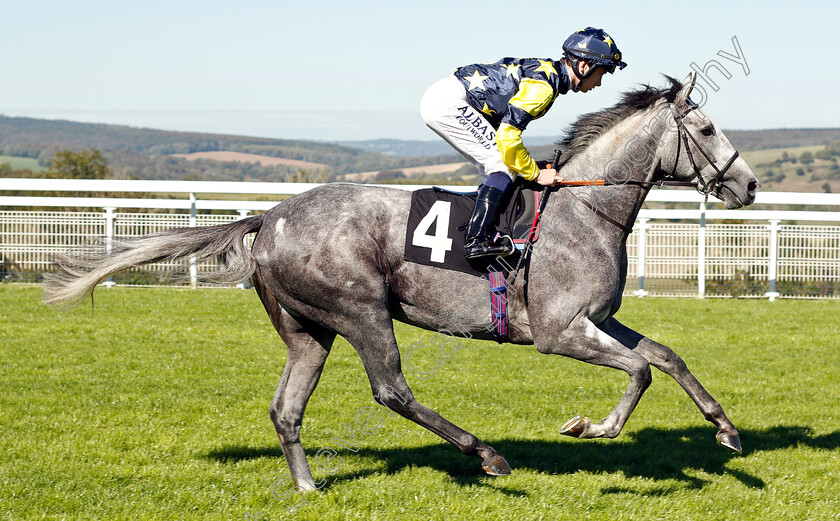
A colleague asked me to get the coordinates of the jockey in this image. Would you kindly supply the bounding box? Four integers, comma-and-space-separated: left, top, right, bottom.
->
421, 27, 627, 259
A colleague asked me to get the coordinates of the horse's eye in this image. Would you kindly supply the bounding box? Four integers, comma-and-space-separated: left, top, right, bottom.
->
701, 126, 715, 137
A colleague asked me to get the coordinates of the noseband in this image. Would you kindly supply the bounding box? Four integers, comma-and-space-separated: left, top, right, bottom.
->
668, 103, 740, 196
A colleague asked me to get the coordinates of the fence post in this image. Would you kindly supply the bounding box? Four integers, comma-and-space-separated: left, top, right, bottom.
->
102, 207, 117, 288
698, 200, 706, 298
634, 218, 649, 297
189, 193, 197, 289
766, 219, 781, 301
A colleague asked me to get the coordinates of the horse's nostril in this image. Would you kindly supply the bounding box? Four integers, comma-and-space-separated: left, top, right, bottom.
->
748, 181, 757, 192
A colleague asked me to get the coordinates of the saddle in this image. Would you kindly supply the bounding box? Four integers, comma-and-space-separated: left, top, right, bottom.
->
403, 177, 544, 277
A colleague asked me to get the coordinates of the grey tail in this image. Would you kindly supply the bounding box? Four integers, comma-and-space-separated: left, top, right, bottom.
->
42, 214, 266, 310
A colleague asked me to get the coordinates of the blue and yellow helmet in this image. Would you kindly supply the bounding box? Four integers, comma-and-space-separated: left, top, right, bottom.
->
563, 27, 627, 75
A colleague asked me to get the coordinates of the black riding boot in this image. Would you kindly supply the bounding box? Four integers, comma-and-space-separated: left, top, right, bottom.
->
464, 184, 513, 260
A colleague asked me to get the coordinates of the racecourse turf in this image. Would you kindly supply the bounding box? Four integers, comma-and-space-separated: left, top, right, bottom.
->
1, 285, 838, 520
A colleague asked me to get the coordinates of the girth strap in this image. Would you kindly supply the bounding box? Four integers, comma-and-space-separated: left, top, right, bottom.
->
488, 271, 508, 343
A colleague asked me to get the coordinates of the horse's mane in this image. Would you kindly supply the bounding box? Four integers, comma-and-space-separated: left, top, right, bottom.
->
555, 75, 683, 169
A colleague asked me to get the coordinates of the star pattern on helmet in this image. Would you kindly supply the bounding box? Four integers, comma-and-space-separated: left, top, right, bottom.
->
604, 35, 614, 46
503, 63, 521, 80
535, 60, 557, 78
465, 70, 489, 91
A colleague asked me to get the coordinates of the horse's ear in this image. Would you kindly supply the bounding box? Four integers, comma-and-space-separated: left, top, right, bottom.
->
675, 73, 697, 109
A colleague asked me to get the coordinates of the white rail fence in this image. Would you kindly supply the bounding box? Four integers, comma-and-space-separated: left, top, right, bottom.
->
3, 178, 840, 299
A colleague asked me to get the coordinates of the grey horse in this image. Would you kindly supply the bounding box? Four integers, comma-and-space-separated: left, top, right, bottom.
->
43, 73, 758, 490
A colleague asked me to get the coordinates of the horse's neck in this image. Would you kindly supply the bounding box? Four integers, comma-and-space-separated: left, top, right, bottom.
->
558, 114, 660, 236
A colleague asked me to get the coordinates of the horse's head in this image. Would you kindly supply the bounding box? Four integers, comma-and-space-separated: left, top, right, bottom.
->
658, 73, 759, 208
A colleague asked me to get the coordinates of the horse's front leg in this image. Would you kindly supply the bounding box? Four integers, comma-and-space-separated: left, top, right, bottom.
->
535, 316, 652, 439
598, 317, 742, 452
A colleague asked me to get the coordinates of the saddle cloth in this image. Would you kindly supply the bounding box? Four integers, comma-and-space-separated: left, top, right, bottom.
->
403, 178, 543, 277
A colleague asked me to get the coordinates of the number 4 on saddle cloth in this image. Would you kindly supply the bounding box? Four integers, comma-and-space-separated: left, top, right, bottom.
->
403, 177, 544, 343
404, 177, 543, 277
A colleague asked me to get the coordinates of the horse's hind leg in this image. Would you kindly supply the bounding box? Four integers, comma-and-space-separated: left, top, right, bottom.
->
599, 317, 741, 452
344, 311, 511, 476
255, 280, 336, 490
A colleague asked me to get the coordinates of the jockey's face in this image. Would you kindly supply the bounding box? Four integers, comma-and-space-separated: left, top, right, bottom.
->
576, 61, 608, 92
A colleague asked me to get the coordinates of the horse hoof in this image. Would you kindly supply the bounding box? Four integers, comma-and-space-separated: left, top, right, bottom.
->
560, 416, 591, 438
482, 455, 511, 476
293, 480, 318, 493
716, 432, 742, 453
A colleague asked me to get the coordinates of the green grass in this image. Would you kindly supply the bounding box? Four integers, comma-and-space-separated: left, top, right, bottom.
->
1, 286, 839, 520
0, 156, 43, 172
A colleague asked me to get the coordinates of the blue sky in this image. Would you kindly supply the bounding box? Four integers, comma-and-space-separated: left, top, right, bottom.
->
1, 0, 836, 141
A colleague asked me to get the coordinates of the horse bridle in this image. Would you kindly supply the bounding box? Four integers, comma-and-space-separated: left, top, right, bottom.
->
555, 103, 740, 195
537, 102, 742, 237
517, 103, 742, 291
667, 103, 740, 196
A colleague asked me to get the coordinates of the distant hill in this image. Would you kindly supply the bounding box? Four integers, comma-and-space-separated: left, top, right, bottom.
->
740, 143, 840, 193
336, 130, 840, 157
0, 115, 461, 182
333, 139, 454, 157
2, 114, 840, 190
0, 115, 359, 157
724, 129, 840, 151
335, 135, 560, 157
